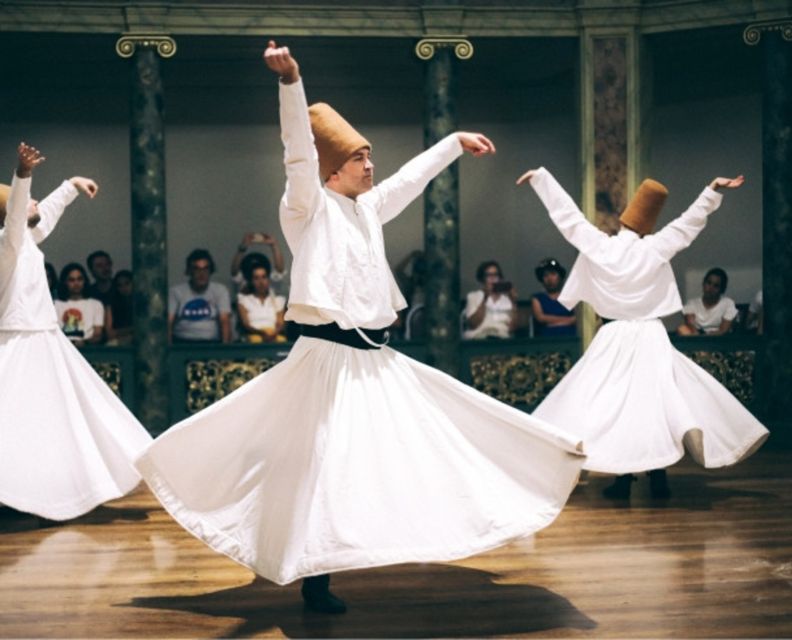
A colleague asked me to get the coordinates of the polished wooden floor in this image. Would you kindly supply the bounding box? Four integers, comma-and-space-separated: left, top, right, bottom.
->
1, 450, 791, 638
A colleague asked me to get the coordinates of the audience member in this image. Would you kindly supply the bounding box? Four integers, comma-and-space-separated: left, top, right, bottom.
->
85, 249, 114, 306
531, 257, 576, 337
463, 260, 517, 340
54, 262, 104, 346
44, 260, 57, 299
237, 260, 286, 343
169, 248, 231, 343
105, 269, 134, 345
677, 267, 737, 336
231, 232, 286, 295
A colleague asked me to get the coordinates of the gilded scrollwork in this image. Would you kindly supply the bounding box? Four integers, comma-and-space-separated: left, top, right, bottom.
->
470, 352, 574, 407
91, 362, 123, 397
686, 350, 755, 406
186, 358, 277, 414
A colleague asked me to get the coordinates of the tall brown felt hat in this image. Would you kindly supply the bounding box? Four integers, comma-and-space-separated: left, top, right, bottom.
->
619, 179, 669, 236
308, 102, 371, 182
0, 184, 10, 217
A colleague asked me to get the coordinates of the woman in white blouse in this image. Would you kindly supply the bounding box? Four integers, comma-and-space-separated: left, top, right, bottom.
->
236, 258, 286, 343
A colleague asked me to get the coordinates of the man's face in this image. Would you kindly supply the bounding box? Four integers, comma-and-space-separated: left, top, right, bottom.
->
702, 274, 723, 302
331, 147, 374, 198
0, 199, 39, 228
90, 255, 113, 281
542, 269, 562, 293
189, 259, 212, 290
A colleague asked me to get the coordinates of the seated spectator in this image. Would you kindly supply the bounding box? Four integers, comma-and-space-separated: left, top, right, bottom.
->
169, 249, 231, 343
105, 270, 134, 345
44, 261, 57, 299
747, 290, 763, 335
85, 250, 114, 306
237, 260, 286, 343
463, 260, 517, 340
54, 262, 104, 346
393, 249, 427, 339
677, 267, 738, 336
532, 257, 576, 337
231, 232, 286, 296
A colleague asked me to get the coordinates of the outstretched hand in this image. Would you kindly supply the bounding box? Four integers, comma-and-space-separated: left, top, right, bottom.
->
457, 132, 496, 157
16, 142, 46, 178
263, 40, 300, 84
69, 177, 99, 199
515, 169, 538, 186
709, 175, 745, 191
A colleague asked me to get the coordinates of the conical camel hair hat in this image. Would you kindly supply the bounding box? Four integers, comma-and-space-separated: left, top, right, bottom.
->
0, 184, 11, 218
619, 178, 669, 236
308, 102, 371, 182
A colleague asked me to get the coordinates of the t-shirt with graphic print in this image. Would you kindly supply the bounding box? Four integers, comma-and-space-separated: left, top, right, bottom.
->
169, 281, 231, 342
54, 298, 105, 342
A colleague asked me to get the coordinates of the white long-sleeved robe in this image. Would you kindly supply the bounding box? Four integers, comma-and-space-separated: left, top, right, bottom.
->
0, 174, 152, 520
135, 80, 585, 585
529, 167, 768, 473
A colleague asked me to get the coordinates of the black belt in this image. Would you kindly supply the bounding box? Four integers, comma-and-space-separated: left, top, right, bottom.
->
299, 322, 389, 350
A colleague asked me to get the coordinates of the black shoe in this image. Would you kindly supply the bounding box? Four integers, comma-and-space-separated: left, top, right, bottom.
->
602, 474, 635, 499
301, 575, 347, 614
648, 469, 671, 499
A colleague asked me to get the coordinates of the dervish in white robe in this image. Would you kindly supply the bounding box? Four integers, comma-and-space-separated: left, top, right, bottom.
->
522, 167, 768, 492
135, 44, 585, 602
0, 144, 152, 520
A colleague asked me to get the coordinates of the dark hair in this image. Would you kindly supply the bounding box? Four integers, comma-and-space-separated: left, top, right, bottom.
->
58, 262, 90, 300
113, 269, 133, 286
704, 267, 728, 293
185, 248, 215, 274
44, 261, 57, 285
86, 250, 111, 272
535, 257, 567, 283
476, 260, 502, 283
241, 252, 271, 287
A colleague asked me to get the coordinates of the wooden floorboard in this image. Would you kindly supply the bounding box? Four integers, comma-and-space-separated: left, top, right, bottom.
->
1, 449, 791, 638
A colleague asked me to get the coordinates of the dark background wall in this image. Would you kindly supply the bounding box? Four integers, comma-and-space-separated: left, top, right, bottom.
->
0, 27, 761, 310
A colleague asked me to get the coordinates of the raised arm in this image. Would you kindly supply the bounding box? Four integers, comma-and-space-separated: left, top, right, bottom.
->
32, 176, 96, 243
517, 167, 608, 256
2, 143, 45, 251
373, 132, 495, 225
264, 41, 323, 225
648, 176, 739, 262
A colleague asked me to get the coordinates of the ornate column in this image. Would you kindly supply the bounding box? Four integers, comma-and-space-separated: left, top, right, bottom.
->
116, 34, 175, 434
417, 36, 472, 376
745, 21, 792, 432
579, 26, 643, 346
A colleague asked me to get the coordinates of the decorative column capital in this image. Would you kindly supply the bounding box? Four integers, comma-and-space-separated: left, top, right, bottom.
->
415, 37, 473, 61
743, 20, 792, 46
116, 34, 177, 59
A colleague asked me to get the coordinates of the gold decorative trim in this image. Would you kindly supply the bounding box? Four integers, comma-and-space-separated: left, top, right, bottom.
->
470, 352, 574, 407
686, 350, 755, 406
186, 358, 276, 414
91, 361, 122, 397
115, 34, 177, 58
743, 20, 792, 45
415, 37, 473, 61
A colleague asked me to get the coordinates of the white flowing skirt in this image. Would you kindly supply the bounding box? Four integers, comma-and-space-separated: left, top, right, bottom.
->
534, 320, 768, 474
0, 330, 152, 520
136, 336, 584, 585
